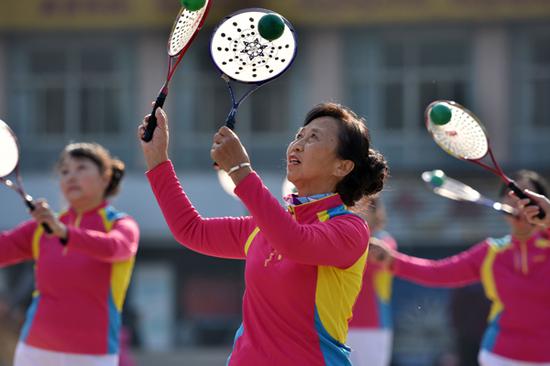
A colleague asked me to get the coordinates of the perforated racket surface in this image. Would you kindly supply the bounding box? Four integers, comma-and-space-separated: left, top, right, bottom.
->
425, 100, 545, 219
142, 2, 211, 141
210, 8, 297, 129
422, 170, 516, 216
0, 120, 52, 232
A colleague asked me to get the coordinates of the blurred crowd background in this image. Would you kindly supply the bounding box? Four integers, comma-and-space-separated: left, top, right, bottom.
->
0, 1, 549, 365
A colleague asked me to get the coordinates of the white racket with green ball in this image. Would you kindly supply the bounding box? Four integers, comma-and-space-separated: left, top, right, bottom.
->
425, 100, 545, 219
0, 120, 52, 232
422, 170, 516, 216
142, 0, 211, 142
210, 8, 297, 130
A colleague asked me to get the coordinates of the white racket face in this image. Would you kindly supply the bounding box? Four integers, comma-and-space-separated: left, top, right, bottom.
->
217, 169, 237, 199
0, 120, 19, 177
210, 9, 297, 84
168, 1, 211, 57
281, 178, 296, 197
426, 100, 489, 161
422, 170, 481, 203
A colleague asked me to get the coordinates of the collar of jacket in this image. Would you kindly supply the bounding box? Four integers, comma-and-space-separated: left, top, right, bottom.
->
286, 193, 349, 224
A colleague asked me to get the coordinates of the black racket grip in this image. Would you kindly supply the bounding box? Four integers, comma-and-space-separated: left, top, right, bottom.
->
214, 111, 237, 168
24, 198, 53, 234
142, 92, 167, 142
508, 182, 546, 220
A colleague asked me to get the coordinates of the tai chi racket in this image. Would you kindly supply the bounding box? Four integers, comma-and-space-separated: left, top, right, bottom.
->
0, 120, 52, 232
142, 1, 211, 142
422, 169, 516, 216
210, 8, 297, 130
425, 100, 545, 219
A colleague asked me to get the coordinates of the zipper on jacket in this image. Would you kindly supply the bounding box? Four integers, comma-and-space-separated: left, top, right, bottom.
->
519, 240, 529, 275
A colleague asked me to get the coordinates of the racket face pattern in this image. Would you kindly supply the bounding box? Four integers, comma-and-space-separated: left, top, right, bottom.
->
168, 1, 212, 58
422, 170, 516, 216
210, 8, 297, 85
425, 100, 489, 161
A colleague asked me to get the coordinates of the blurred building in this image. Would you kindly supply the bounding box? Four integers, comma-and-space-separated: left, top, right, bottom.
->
0, 0, 549, 364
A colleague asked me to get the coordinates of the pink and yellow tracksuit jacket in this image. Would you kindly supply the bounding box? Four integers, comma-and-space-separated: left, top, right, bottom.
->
0, 202, 139, 355
349, 231, 397, 330
147, 161, 370, 366
393, 230, 550, 363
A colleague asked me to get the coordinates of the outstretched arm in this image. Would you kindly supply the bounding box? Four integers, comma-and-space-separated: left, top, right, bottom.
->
371, 241, 487, 288
0, 221, 36, 267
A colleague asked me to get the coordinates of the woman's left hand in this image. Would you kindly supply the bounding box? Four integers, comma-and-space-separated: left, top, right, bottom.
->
211, 126, 252, 184
30, 200, 68, 240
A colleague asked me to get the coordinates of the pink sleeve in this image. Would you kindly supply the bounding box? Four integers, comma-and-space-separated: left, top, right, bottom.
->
66, 217, 140, 263
0, 220, 36, 267
146, 161, 255, 260
235, 172, 369, 268
392, 242, 488, 287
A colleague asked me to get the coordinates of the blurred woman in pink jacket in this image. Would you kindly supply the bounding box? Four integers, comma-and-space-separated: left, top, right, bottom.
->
371, 170, 550, 366
0, 142, 139, 366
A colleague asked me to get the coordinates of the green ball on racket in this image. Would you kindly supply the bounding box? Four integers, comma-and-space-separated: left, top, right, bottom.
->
430, 170, 446, 187
258, 14, 285, 41
180, 0, 206, 11
430, 103, 452, 126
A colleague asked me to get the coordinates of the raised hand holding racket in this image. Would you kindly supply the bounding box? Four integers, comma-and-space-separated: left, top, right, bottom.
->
422, 169, 517, 216
141, 1, 211, 142
425, 100, 545, 219
0, 120, 52, 233
210, 8, 297, 130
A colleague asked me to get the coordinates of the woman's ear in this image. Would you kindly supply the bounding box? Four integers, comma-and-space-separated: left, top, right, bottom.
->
333, 159, 354, 178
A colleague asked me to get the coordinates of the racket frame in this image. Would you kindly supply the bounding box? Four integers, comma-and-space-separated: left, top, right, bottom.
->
0, 122, 52, 232
425, 100, 545, 219
142, 1, 212, 142
209, 8, 298, 130
421, 170, 517, 216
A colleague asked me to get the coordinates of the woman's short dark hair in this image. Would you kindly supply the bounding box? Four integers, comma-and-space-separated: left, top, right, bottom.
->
58, 142, 125, 198
498, 170, 548, 198
303, 102, 388, 206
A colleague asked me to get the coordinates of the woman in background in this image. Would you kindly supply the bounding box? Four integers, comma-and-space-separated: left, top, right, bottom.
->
0, 142, 139, 366
348, 196, 397, 366
370, 170, 550, 366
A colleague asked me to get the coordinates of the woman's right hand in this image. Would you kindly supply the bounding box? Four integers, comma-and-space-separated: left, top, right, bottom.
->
510, 190, 550, 229
138, 107, 170, 170
368, 237, 394, 267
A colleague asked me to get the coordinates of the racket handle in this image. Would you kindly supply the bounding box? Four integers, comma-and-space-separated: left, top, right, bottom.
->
142, 91, 167, 142
24, 197, 53, 234
508, 182, 546, 219
225, 109, 237, 130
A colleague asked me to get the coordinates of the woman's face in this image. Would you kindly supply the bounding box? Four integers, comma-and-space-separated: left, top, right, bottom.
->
59, 155, 108, 208
286, 117, 352, 196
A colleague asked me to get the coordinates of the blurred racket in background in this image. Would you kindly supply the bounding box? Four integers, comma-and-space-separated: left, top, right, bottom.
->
142, 0, 211, 141
422, 169, 516, 216
0, 120, 52, 232
425, 100, 545, 219
210, 8, 297, 130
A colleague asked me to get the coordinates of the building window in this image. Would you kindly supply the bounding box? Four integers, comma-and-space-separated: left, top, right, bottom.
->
345, 30, 472, 168
512, 29, 550, 167
11, 39, 131, 140
8, 37, 134, 169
